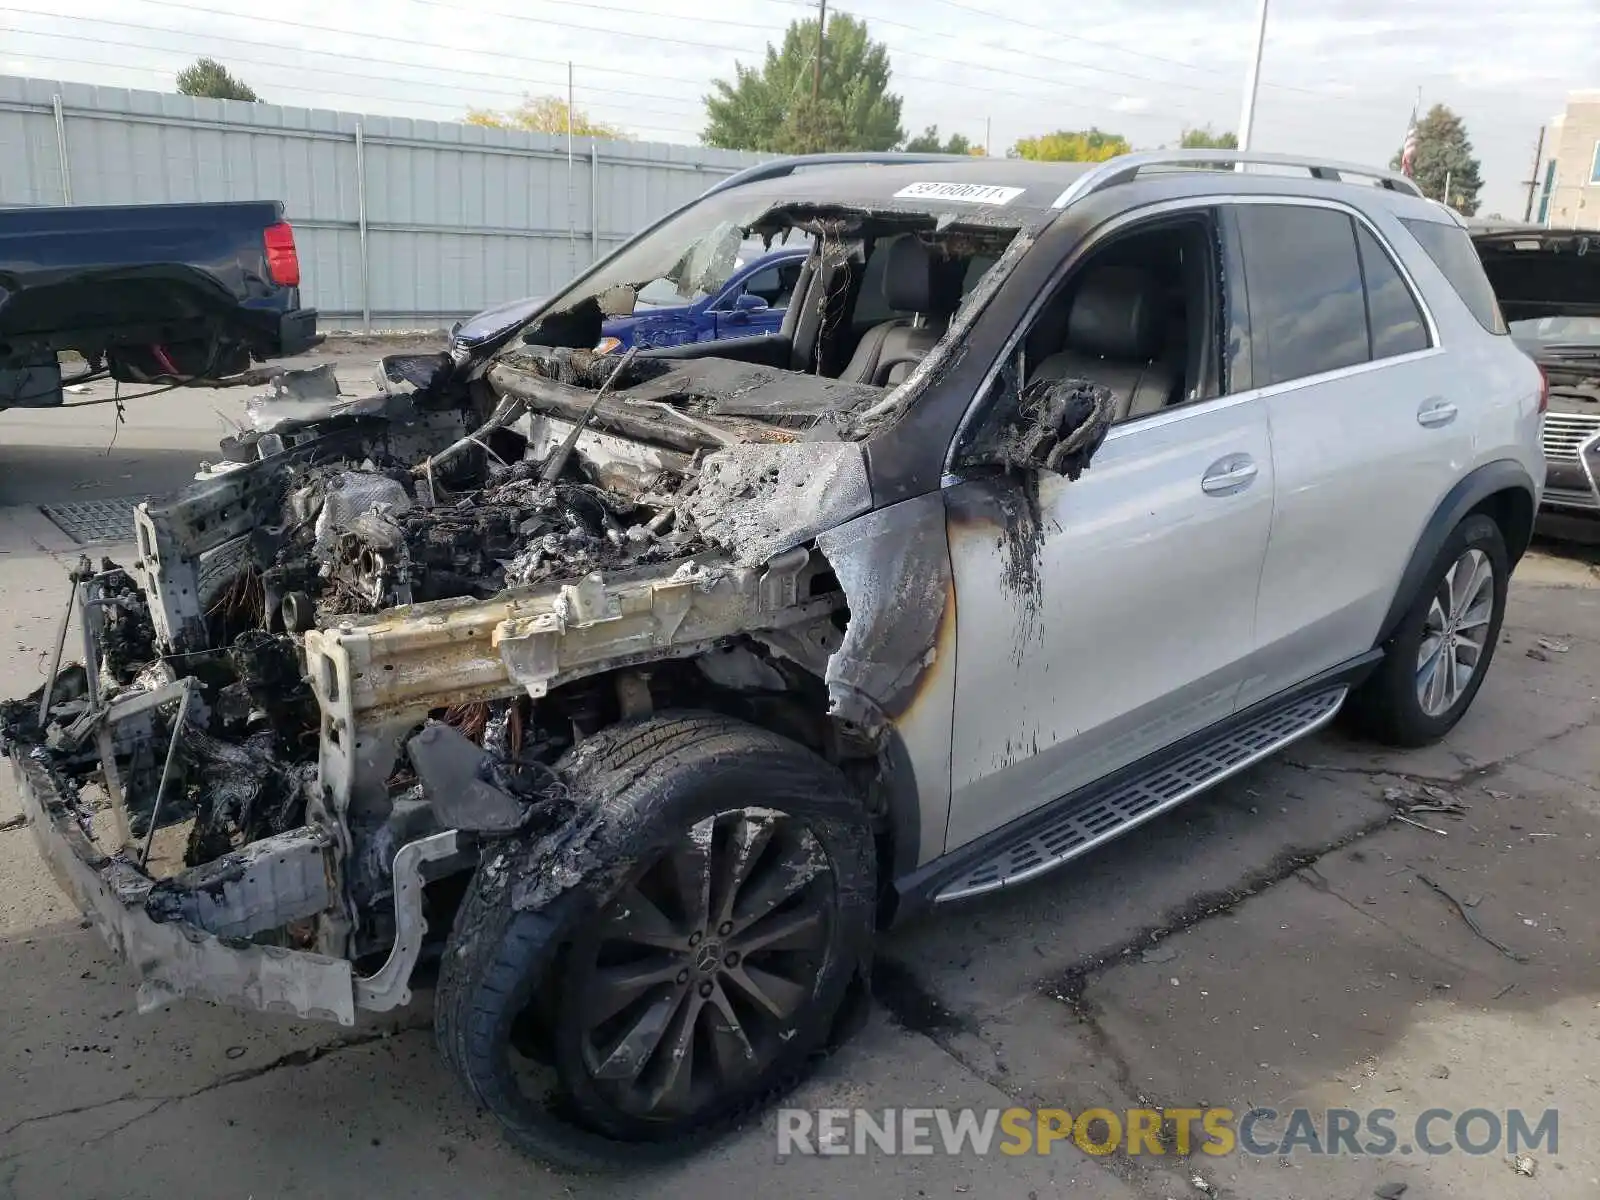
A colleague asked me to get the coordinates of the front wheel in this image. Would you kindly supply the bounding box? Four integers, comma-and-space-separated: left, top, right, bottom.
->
1344, 513, 1509, 747
434, 712, 876, 1168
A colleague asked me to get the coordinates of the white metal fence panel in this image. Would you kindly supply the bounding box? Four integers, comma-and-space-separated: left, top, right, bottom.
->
0, 74, 767, 329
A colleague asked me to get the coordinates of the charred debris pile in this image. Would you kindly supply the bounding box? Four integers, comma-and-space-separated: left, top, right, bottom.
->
0, 349, 730, 877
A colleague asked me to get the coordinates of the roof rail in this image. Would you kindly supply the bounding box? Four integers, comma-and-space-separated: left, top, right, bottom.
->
1050, 149, 1425, 209
703, 152, 976, 197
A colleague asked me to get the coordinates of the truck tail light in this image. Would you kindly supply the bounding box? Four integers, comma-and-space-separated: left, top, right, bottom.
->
1537, 366, 1549, 414
263, 221, 301, 287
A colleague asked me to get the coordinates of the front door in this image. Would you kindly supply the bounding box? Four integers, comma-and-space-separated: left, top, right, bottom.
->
943, 395, 1275, 851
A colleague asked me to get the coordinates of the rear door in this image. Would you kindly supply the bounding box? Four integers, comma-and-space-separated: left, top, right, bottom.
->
1229, 201, 1470, 707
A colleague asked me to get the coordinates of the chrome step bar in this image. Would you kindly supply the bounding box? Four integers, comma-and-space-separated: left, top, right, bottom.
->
935, 687, 1349, 903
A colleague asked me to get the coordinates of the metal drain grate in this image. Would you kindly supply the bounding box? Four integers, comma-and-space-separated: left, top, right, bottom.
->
936, 688, 1349, 903
39, 497, 143, 545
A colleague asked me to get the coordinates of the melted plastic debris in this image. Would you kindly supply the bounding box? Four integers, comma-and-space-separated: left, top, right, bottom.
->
1001, 377, 1113, 480
181, 724, 306, 866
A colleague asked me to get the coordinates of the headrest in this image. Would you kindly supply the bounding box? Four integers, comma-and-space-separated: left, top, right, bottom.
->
1066, 265, 1164, 359
881, 236, 961, 315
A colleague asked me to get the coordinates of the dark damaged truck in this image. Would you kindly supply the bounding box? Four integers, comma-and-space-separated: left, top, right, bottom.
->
4, 152, 1544, 1165
0, 199, 317, 412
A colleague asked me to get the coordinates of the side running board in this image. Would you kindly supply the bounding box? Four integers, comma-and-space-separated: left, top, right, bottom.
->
935, 687, 1348, 903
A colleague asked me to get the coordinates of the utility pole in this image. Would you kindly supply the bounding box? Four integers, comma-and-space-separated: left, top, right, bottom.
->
566, 61, 576, 277
812, 0, 827, 102
1522, 125, 1546, 223
985, 116, 992, 157
1235, 0, 1269, 152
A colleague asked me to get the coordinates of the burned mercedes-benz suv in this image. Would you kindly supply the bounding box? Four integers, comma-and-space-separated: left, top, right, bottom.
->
5, 152, 1544, 1166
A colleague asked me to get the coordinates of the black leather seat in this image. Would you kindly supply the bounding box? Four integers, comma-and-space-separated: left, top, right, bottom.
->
839, 237, 960, 386
1030, 265, 1178, 421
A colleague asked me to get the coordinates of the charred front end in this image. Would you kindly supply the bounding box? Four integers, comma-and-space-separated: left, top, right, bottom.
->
3, 345, 884, 1023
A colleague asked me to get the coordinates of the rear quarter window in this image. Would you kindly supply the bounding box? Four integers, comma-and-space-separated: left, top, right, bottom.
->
1400, 217, 1508, 334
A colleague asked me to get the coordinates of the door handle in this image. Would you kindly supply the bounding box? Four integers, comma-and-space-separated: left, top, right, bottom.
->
1417, 398, 1458, 428
1201, 455, 1258, 495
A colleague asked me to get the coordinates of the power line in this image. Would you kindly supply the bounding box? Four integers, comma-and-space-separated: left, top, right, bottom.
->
121, 0, 768, 64
3, 47, 705, 139
386, 0, 1211, 128
5, 2, 1539, 145
8, 1, 1198, 133
400, 0, 1231, 109
914, 0, 1329, 100
2, 15, 707, 114
115, 0, 1392, 123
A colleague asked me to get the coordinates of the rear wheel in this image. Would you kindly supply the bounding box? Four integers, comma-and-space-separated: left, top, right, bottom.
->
1344, 513, 1508, 747
434, 712, 876, 1168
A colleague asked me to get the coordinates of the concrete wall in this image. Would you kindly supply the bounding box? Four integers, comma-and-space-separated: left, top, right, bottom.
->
0, 74, 769, 329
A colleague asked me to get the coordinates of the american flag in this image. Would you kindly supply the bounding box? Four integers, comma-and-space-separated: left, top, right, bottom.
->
1399, 107, 1419, 177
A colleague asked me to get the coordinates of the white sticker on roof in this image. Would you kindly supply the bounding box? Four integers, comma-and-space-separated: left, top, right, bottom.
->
892, 181, 1026, 206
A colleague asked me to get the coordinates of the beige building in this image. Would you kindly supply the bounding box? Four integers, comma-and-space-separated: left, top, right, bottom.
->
1536, 90, 1600, 228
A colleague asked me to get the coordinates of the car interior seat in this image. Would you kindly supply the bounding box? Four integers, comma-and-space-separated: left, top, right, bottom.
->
838, 236, 961, 387
1028, 264, 1179, 421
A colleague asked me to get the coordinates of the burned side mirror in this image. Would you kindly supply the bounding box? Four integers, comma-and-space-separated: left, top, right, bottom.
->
999, 377, 1114, 481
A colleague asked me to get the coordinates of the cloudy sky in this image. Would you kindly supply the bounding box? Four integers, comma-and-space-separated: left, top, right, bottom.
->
4, 0, 1596, 214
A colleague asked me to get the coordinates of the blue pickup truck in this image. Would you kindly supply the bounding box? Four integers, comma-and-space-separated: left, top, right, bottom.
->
0, 199, 317, 411
451, 244, 808, 354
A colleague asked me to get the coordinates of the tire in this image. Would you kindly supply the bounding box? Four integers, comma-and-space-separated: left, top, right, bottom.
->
1344, 513, 1509, 748
434, 711, 876, 1168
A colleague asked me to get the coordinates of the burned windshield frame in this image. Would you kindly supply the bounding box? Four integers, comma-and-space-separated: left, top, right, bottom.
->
504, 185, 1037, 355
505, 190, 801, 343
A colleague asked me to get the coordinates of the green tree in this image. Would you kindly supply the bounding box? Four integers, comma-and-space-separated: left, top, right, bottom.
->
703, 13, 904, 153
464, 96, 628, 139
904, 125, 976, 155
773, 96, 852, 155
175, 57, 259, 102
1390, 103, 1482, 216
1010, 127, 1130, 162
1179, 125, 1237, 149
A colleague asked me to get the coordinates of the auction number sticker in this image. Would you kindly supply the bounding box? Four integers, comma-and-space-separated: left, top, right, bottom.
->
892, 181, 1025, 205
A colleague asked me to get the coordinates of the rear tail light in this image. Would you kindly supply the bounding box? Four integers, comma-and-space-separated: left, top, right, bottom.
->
1537, 366, 1549, 415
263, 221, 301, 287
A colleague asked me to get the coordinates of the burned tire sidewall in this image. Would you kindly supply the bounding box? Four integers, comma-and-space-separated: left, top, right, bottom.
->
436, 712, 876, 1162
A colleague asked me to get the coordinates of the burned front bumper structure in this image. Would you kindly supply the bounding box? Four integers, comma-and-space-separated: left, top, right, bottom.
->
13, 750, 363, 1025
11, 529, 844, 1026
6, 562, 466, 1026
11, 743, 459, 1027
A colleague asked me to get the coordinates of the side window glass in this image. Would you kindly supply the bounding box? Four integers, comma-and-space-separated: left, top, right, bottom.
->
1400, 217, 1508, 334
1356, 225, 1429, 358
772, 262, 803, 308
1236, 205, 1369, 386
742, 266, 782, 305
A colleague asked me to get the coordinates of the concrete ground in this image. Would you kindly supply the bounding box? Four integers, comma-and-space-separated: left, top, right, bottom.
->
1, 354, 1597, 1198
